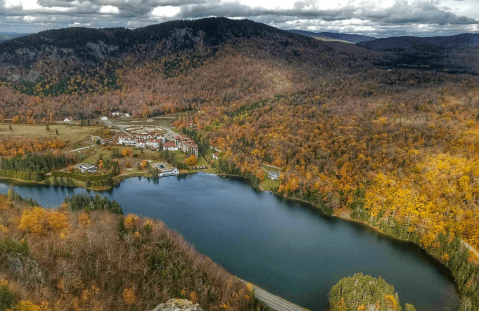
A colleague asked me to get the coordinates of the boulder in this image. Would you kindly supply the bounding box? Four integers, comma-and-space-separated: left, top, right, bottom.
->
151, 299, 204, 311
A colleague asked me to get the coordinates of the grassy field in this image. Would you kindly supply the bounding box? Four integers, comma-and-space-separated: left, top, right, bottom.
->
260, 177, 280, 191
0, 123, 101, 148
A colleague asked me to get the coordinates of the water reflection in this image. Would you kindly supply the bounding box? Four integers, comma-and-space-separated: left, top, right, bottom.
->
0, 174, 459, 311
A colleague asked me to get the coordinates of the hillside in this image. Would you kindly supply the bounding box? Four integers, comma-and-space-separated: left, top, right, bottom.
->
1, 17, 479, 311
0, 18, 292, 69
0, 17, 379, 119
0, 192, 260, 310
358, 33, 479, 74
0, 17, 376, 82
287, 29, 376, 43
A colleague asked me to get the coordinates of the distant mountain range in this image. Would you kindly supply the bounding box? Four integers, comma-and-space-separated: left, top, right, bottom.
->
357, 33, 479, 74
0, 32, 27, 43
287, 30, 376, 43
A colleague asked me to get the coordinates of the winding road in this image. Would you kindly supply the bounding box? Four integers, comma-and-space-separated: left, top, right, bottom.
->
236, 278, 308, 311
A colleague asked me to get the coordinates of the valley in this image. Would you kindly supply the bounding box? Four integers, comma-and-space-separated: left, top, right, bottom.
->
0, 17, 478, 311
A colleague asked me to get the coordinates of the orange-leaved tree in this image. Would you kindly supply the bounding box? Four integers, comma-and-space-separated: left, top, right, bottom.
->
185, 155, 197, 166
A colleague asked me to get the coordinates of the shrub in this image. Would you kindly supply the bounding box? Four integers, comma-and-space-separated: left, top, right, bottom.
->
0, 285, 15, 310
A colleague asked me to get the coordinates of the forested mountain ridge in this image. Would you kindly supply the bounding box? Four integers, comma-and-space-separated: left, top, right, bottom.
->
0, 17, 376, 84
0, 18, 291, 70
287, 30, 376, 43
358, 33, 479, 74
0, 17, 379, 120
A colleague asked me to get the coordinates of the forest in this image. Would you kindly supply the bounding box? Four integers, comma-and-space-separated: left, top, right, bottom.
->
329, 273, 416, 311
0, 17, 478, 310
0, 193, 266, 310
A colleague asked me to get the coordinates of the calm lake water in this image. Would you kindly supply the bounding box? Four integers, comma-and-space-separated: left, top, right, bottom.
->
0, 173, 459, 311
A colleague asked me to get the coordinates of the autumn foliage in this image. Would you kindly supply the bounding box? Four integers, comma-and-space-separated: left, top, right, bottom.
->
18, 207, 68, 235
0, 137, 66, 156
185, 155, 197, 166
0, 195, 258, 310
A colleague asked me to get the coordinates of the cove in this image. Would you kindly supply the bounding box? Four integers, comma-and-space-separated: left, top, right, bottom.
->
0, 173, 459, 311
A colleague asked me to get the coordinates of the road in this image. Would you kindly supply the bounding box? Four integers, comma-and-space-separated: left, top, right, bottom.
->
462, 240, 479, 258
66, 145, 95, 153
102, 119, 132, 137
262, 164, 282, 170
236, 278, 308, 311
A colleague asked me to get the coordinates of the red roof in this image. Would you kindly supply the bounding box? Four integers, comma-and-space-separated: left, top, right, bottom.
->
163, 142, 176, 147
175, 136, 181, 139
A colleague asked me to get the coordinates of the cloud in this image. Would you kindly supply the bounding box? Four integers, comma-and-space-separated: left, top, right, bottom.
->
0, 0, 477, 37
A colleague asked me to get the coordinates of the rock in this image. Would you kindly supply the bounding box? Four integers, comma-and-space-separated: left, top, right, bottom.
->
7, 255, 45, 283
151, 299, 204, 311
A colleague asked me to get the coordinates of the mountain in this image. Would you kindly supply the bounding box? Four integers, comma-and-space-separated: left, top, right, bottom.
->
357, 33, 479, 74
0, 32, 27, 43
0, 17, 379, 118
0, 17, 379, 89
0, 18, 293, 69
287, 30, 376, 43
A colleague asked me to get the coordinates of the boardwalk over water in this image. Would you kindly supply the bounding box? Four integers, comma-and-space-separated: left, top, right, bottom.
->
236, 278, 309, 311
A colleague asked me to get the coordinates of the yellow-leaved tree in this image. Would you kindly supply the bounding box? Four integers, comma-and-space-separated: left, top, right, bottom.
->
18, 207, 68, 235
123, 288, 136, 305
185, 155, 197, 166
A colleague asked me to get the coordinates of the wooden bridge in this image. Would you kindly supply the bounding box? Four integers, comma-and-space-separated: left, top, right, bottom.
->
236, 278, 309, 311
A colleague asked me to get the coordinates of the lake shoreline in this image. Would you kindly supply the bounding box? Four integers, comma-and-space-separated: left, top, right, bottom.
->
0, 170, 466, 308
0, 171, 461, 310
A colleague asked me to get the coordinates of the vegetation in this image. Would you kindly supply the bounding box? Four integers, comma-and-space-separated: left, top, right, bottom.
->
0, 153, 74, 182
329, 273, 416, 311
0, 137, 66, 156
0, 17, 479, 310
0, 194, 257, 310
64, 193, 123, 215
358, 34, 479, 74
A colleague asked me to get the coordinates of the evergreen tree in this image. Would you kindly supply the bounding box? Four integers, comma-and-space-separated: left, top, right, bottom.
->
117, 216, 127, 239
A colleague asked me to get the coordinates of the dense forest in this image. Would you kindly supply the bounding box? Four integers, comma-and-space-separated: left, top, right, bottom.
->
358, 34, 479, 74
0, 17, 479, 310
0, 194, 262, 310
329, 273, 416, 311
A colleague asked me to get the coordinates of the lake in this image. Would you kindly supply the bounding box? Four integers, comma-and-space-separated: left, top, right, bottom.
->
0, 173, 459, 311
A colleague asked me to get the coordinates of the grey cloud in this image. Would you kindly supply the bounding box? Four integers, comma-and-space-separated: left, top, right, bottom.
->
0, 0, 477, 38
175, 0, 477, 26
362, 0, 479, 25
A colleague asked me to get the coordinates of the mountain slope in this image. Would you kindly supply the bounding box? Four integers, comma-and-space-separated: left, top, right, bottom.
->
358, 33, 479, 74
0, 17, 379, 99
287, 30, 376, 43
0, 18, 310, 71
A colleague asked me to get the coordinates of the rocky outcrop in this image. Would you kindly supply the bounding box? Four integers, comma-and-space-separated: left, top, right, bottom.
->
150, 299, 204, 311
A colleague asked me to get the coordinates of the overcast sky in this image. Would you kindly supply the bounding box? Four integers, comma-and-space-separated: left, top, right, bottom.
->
0, 0, 478, 37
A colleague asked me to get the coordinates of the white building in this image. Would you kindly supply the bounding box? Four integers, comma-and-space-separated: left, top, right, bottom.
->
76, 163, 97, 173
